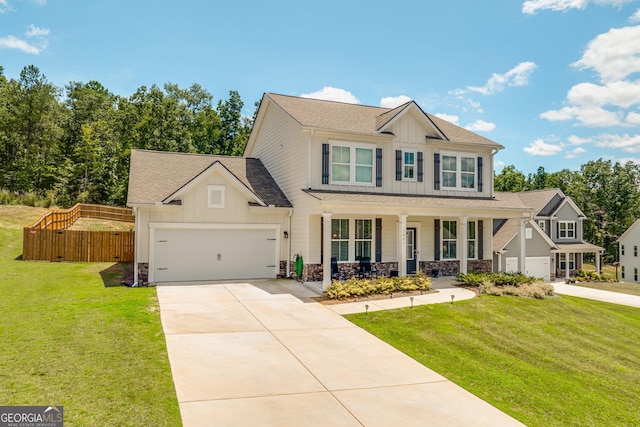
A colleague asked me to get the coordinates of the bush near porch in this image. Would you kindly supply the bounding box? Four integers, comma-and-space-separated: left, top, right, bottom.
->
326, 274, 431, 299
455, 271, 554, 299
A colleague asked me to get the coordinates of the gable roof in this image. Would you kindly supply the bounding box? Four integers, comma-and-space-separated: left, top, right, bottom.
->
493, 218, 558, 252
618, 219, 640, 242
515, 189, 585, 218
260, 93, 503, 148
127, 149, 292, 207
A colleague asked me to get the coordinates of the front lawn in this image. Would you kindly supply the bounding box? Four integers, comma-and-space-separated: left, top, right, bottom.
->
346, 295, 640, 427
0, 206, 181, 426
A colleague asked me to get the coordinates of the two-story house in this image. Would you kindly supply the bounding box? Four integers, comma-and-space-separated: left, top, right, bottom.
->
493, 189, 604, 281
617, 219, 640, 283
127, 93, 534, 288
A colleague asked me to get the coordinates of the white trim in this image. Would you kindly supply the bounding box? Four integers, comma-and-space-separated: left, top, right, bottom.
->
440, 151, 477, 191
329, 141, 375, 186
558, 220, 576, 239
402, 150, 417, 182
441, 219, 458, 260
207, 185, 226, 208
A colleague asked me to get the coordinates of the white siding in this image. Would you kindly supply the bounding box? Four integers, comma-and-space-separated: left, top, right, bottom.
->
619, 221, 640, 283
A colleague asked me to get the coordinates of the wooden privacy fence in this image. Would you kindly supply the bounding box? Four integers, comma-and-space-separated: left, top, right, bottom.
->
23, 204, 135, 262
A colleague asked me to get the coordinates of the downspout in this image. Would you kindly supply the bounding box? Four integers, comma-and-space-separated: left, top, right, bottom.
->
307, 129, 315, 188
286, 209, 293, 278
133, 206, 139, 287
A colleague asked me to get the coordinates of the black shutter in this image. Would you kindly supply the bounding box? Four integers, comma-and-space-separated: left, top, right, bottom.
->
322, 143, 329, 184
375, 218, 382, 262
417, 152, 424, 182
320, 217, 323, 263
477, 157, 483, 192
434, 153, 441, 190
396, 150, 402, 181
434, 219, 441, 261
376, 148, 383, 187
478, 220, 484, 259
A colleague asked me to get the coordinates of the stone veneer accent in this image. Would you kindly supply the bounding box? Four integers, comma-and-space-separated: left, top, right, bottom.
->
278, 260, 287, 278
420, 260, 460, 277
302, 262, 400, 282
467, 259, 492, 272
137, 262, 149, 285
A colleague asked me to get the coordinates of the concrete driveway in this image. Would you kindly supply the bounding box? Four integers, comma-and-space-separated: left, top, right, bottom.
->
157, 279, 524, 427
552, 280, 640, 308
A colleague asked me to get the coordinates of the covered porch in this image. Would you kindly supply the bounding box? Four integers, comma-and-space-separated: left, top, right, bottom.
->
553, 242, 605, 280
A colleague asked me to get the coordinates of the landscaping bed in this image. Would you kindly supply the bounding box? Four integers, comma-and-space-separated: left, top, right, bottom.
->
455, 271, 554, 298
319, 274, 433, 302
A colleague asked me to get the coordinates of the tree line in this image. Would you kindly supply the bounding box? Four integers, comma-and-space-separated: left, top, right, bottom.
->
495, 161, 640, 263
0, 64, 253, 207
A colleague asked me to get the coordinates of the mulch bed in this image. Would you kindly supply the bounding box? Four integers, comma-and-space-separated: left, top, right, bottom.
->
314, 288, 439, 305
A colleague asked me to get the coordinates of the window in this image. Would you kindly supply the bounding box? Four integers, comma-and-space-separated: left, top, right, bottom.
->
467, 221, 476, 259
622, 244, 625, 256
559, 221, 575, 239
525, 228, 533, 239
635, 268, 638, 282
331, 143, 374, 185
622, 265, 625, 279
355, 219, 372, 259
442, 220, 457, 259
538, 220, 545, 232
442, 153, 475, 190
331, 219, 349, 262
560, 253, 575, 270
207, 185, 225, 208
635, 245, 638, 257
403, 151, 416, 181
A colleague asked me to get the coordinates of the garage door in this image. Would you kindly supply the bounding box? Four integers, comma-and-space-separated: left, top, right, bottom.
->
152, 227, 278, 282
525, 256, 550, 282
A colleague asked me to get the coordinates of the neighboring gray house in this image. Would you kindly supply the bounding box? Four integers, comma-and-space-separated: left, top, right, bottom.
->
618, 219, 640, 283
493, 189, 604, 281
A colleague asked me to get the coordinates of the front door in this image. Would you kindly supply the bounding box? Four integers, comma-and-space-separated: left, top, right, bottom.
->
406, 228, 417, 274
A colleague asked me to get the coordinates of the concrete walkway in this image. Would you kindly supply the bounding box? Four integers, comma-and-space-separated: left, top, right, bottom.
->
157, 279, 524, 427
552, 280, 640, 308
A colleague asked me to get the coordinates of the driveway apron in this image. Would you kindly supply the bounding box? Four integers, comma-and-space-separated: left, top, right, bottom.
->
157, 279, 524, 427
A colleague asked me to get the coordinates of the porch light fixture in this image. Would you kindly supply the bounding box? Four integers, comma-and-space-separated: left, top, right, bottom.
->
284, 231, 289, 239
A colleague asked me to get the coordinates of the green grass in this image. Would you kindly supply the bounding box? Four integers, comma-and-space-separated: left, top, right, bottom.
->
0, 206, 180, 426
346, 296, 640, 427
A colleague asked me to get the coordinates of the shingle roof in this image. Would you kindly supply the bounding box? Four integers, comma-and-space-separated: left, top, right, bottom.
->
265, 93, 502, 148
514, 189, 560, 215
493, 219, 519, 252
127, 150, 292, 207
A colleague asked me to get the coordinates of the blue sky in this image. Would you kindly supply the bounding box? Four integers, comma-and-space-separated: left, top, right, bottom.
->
2, 0, 640, 174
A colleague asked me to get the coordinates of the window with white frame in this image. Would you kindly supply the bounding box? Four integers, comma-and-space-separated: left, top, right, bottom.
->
442, 153, 475, 189
559, 221, 575, 239
442, 220, 457, 259
355, 219, 372, 259
207, 185, 225, 208
560, 253, 575, 270
538, 220, 545, 232
403, 151, 416, 181
467, 221, 476, 259
331, 143, 374, 185
331, 219, 349, 262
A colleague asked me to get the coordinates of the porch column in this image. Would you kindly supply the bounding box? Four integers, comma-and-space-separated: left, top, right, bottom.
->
497, 251, 502, 272
322, 213, 332, 290
460, 216, 468, 274
565, 252, 571, 280
398, 215, 407, 276
519, 219, 526, 273
596, 251, 601, 273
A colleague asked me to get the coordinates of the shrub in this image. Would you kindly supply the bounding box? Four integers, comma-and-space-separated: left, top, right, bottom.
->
325, 274, 432, 299
459, 271, 554, 298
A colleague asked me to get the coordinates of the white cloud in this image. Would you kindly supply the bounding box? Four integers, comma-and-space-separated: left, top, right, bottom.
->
568, 135, 592, 145
25, 24, 49, 37
572, 26, 640, 83
300, 86, 360, 104
567, 81, 640, 109
434, 113, 460, 125
616, 156, 640, 164
627, 111, 640, 124
452, 62, 537, 96
380, 95, 411, 108
523, 0, 632, 14
0, 0, 12, 13
540, 105, 622, 126
565, 146, 586, 158
630, 8, 640, 22
0, 35, 42, 54
593, 133, 640, 152
523, 138, 564, 155
465, 119, 496, 132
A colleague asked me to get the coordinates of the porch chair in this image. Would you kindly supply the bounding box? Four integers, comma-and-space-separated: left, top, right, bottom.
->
358, 257, 378, 279
330, 257, 344, 281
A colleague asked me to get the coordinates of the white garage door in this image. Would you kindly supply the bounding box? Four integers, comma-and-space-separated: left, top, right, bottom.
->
525, 256, 550, 282
152, 227, 278, 282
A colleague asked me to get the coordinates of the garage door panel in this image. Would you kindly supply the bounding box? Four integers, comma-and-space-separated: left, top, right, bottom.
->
525, 257, 550, 282
153, 227, 277, 282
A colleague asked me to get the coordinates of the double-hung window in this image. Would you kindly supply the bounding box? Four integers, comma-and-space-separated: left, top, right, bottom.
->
442, 220, 457, 259
467, 221, 476, 259
442, 153, 475, 190
560, 253, 575, 270
331, 143, 374, 185
331, 219, 349, 262
355, 219, 372, 259
559, 221, 575, 239
403, 151, 416, 181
